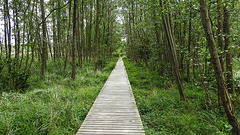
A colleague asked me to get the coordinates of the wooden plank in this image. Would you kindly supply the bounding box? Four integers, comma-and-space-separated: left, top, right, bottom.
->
76, 58, 145, 135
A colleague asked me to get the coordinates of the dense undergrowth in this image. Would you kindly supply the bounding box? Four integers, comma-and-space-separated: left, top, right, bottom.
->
0, 58, 118, 134
123, 58, 240, 135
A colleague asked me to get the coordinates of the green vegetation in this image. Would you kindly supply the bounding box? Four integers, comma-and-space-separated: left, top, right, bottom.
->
124, 58, 240, 135
0, 59, 117, 134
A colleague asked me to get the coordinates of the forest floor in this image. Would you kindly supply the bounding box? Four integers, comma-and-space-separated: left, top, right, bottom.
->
0, 57, 239, 134
0, 58, 118, 134
123, 58, 240, 135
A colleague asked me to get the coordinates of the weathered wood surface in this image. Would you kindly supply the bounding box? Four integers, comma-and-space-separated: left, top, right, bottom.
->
77, 58, 145, 135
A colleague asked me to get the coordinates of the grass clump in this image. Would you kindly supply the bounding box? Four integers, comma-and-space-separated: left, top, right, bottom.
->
0, 59, 118, 134
123, 58, 239, 135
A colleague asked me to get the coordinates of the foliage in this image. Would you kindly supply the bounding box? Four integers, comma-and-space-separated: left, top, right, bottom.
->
0, 58, 33, 92
124, 58, 239, 135
0, 59, 116, 134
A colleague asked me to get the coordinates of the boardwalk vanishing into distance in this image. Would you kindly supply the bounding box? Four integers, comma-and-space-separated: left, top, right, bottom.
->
77, 58, 145, 135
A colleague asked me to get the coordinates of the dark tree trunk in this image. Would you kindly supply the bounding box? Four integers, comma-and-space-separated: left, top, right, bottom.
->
217, 0, 224, 72
87, 0, 93, 63
223, 5, 234, 94
94, 0, 100, 71
40, 0, 47, 75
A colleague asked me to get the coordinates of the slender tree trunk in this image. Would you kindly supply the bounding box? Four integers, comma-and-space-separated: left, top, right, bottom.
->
77, 8, 82, 69
57, 0, 61, 59
80, 0, 85, 69
40, 0, 47, 75
128, 9, 132, 60
160, 0, 186, 100
4, 1, 8, 59
200, 0, 239, 134
5, 0, 11, 73
15, 7, 20, 65
217, 0, 224, 72
64, 0, 72, 70
24, 3, 35, 72
81, 0, 86, 62
187, 2, 192, 82
47, 30, 52, 59
71, 0, 77, 79
20, 19, 26, 69
94, 0, 100, 71
25, 28, 30, 72
52, 1, 57, 60
223, 5, 234, 94
217, 0, 224, 105
132, 0, 137, 62
87, 0, 93, 63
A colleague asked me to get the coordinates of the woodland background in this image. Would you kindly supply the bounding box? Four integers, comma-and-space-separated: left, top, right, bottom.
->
0, 0, 240, 134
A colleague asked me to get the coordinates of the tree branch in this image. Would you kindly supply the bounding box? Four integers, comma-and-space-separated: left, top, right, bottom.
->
38, 1, 70, 28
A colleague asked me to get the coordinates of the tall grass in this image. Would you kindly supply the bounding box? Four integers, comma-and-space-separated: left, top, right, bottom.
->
123, 58, 239, 135
0, 58, 118, 134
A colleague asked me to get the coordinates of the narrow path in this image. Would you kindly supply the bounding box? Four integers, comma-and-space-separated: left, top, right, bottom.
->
77, 58, 145, 135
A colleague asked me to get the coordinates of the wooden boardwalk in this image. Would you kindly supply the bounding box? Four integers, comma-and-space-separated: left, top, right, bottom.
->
77, 58, 145, 135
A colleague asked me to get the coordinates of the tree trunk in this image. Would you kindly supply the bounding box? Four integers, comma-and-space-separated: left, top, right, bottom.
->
71, 0, 77, 79
52, 1, 57, 60
64, 0, 72, 70
40, 0, 47, 75
187, 2, 192, 82
217, 0, 224, 72
5, 0, 11, 73
77, 8, 82, 69
94, 0, 100, 71
223, 5, 234, 94
14, 7, 20, 65
200, 0, 239, 134
87, 0, 93, 63
57, 0, 61, 59
80, 0, 85, 69
160, 0, 186, 100
4, 1, 8, 60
